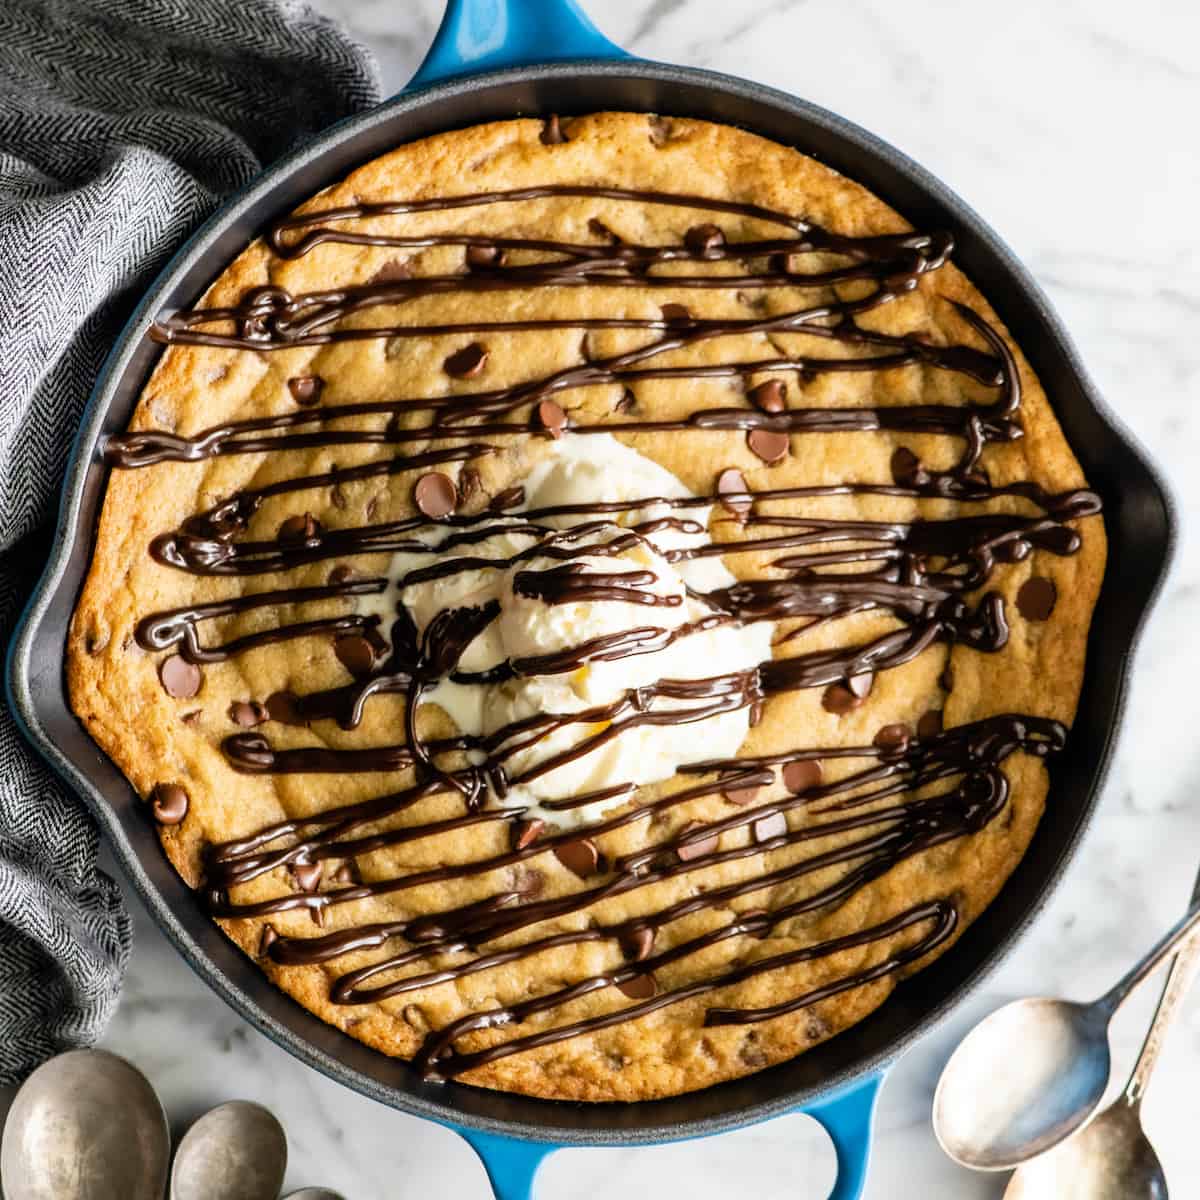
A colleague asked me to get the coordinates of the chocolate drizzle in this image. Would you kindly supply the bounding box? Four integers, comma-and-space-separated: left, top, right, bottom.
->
105, 175, 1101, 1081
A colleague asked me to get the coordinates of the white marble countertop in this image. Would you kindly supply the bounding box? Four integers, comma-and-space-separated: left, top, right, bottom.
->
93, 1, 1200, 1196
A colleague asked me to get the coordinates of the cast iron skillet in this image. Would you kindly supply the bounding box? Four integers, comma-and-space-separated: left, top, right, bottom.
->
5, 2, 1177, 1196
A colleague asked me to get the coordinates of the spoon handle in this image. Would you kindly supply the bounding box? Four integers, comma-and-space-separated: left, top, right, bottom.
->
1098, 894, 1200, 1014
1123, 872, 1200, 1106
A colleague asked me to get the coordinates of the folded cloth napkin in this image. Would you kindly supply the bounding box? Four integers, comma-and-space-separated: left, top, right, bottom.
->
0, 0, 380, 1081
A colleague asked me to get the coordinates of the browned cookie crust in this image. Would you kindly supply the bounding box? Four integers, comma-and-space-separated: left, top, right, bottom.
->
68, 113, 1105, 1101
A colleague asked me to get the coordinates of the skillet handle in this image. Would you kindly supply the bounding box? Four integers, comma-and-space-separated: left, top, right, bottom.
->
406, 0, 629, 92
457, 1128, 557, 1200
450, 1071, 884, 1200
803, 1071, 885, 1200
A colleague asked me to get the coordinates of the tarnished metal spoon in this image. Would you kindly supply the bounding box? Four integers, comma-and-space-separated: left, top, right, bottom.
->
933, 893, 1200, 1170
1002, 921, 1200, 1198
0, 1048, 169, 1200
170, 1100, 287, 1200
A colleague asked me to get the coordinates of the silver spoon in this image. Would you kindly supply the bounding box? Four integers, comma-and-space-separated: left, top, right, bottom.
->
0, 1048, 170, 1200
170, 1099, 287, 1200
1003, 911, 1200, 1198
933, 893, 1200, 1170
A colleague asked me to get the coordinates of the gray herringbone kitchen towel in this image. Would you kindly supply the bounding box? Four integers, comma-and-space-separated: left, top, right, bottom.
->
0, 0, 380, 1081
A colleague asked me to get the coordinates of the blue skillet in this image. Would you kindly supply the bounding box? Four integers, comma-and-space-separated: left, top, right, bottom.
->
5, 1, 1176, 1196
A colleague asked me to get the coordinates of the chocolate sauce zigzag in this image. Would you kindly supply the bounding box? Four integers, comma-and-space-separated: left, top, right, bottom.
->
168, 485, 1092, 738
105, 177, 1100, 1078
205, 714, 1050, 1077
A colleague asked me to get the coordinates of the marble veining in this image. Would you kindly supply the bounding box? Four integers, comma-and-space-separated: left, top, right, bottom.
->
40, 2, 1200, 1196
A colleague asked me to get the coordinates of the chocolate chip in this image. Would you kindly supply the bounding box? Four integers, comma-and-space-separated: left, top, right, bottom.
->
749, 380, 787, 413
716, 467, 751, 517
723, 781, 761, 806
540, 113, 568, 144
370, 258, 412, 283
747, 428, 790, 465
444, 342, 488, 379
149, 782, 188, 825
536, 399, 568, 438
890, 446, 923, 487
684, 223, 725, 257
180, 709, 202, 726
822, 673, 873, 714
159, 654, 200, 699
660, 302, 690, 325
614, 387, 636, 414
489, 485, 525, 511
335, 634, 377, 678
266, 690, 306, 725
278, 512, 319, 545
753, 811, 788, 844
806, 1015, 831, 1041
738, 1032, 768, 1067
588, 217, 618, 241
258, 924, 278, 957
334, 859, 361, 885
821, 684, 857, 714
616, 973, 657, 1000
291, 862, 322, 892
554, 837, 600, 878
414, 472, 458, 518
311, 906, 325, 927
1017, 575, 1057, 621
229, 700, 267, 727
917, 710, 944, 739
675, 821, 718, 862
287, 375, 324, 406
874, 723, 911, 754
329, 564, 357, 586
620, 926, 656, 961
511, 818, 545, 851
939, 664, 955, 692
783, 759, 823, 794
466, 243, 504, 269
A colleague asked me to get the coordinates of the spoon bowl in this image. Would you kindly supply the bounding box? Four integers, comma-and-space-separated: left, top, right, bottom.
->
283, 1190, 348, 1200
934, 997, 1112, 1170
937, 886, 1200, 1180
0, 1048, 170, 1200
1003, 1098, 1167, 1200
170, 1100, 287, 1200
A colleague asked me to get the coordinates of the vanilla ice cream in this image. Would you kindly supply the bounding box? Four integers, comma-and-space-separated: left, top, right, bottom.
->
365, 435, 773, 825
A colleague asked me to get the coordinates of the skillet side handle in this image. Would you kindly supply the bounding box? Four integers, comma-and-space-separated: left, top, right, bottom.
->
406, 0, 629, 92
457, 1128, 557, 1200
804, 1071, 885, 1200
